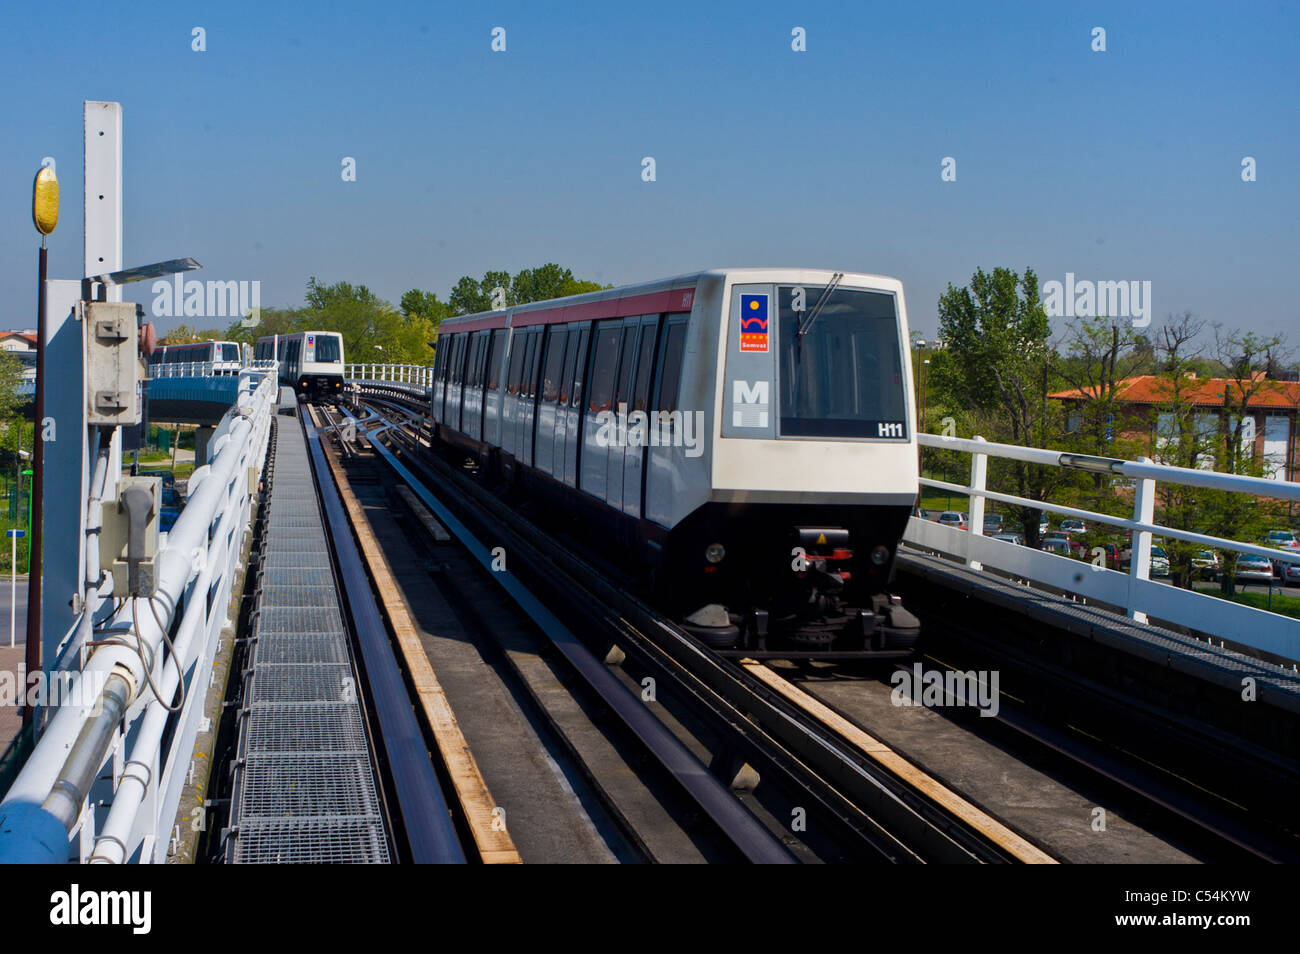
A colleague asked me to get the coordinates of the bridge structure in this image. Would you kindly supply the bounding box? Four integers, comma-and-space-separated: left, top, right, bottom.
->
2, 353, 1298, 863
1, 102, 1298, 867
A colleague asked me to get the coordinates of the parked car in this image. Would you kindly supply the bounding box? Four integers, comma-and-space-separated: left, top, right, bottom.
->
991, 532, 1026, 546
982, 513, 1004, 533
1149, 545, 1171, 578
1233, 554, 1275, 584
1059, 518, 1087, 534
1092, 542, 1121, 569
1265, 529, 1300, 552
1041, 538, 1074, 557
938, 511, 969, 530
140, 469, 176, 493
160, 486, 182, 533
1284, 562, 1300, 586
1190, 550, 1221, 581
1039, 515, 1050, 534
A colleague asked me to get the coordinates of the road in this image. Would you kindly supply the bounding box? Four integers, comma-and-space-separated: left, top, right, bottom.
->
0, 579, 27, 648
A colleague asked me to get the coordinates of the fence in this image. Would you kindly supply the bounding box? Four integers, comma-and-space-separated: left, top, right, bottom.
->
0, 367, 277, 862
905, 433, 1300, 662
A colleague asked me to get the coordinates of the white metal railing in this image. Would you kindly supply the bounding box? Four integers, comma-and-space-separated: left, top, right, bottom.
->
0, 367, 277, 863
146, 359, 277, 380
907, 433, 1300, 662
345, 364, 433, 389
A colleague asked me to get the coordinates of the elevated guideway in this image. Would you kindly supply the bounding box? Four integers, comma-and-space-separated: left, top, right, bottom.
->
226, 390, 390, 863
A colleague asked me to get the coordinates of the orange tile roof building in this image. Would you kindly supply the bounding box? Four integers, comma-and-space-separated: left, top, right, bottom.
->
1049, 374, 1300, 483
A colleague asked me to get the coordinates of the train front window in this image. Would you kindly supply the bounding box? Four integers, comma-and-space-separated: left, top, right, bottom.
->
221, 344, 240, 362
776, 287, 908, 439
314, 335, 341, 363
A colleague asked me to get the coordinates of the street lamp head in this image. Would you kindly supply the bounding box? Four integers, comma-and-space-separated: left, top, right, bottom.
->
33, 165, 59, 237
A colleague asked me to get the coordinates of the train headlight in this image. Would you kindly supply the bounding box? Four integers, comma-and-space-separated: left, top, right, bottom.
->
705, 543, 725, 564
870, 545, 891, 566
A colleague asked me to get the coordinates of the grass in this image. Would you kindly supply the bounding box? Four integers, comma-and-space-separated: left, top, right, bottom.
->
1221, 589, 1300, 620
919, 488, 968, 512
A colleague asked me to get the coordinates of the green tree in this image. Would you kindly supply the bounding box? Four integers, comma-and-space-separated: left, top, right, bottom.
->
933, 266, 1077, 544
449, 276, 492, 316
1149, 313, 1218, 588
224, 306, 300, 346
399, 289, 451, 328
299, 278, 432, 365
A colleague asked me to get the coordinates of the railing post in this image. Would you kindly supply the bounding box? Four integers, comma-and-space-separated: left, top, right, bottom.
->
1127, 457, 1155, 623
967, 435, 987, 570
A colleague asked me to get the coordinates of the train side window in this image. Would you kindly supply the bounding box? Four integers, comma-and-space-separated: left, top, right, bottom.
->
432, 337, 446, 381
587, 324, 621, 413
527, 329, 545, 399
506, 332, 525, 394
558, 327, 580, 405
449, 336, 462, 384
569, 327, 590, 408
519, 330, 536, 399
477, 331, 491, 386
487, 329, 506, 390
541, 327, 568, 403
631, 321, 659, 413
613, 324, 638, 411
469, 334, 485, 388
655, 320, 688, 412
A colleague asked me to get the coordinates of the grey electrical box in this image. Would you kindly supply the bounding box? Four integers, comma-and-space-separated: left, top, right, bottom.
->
84, 300, 141, 425
101, 476, 161, 597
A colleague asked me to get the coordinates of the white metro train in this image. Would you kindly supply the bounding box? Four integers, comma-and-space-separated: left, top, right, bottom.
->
255, 331, 345, 397
430, 268, 921, 653
148, 340, 244, 374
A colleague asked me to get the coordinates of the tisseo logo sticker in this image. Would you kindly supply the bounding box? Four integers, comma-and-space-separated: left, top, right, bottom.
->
738, 294, 769, 353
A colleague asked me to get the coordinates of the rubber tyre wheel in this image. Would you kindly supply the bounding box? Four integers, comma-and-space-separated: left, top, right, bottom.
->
683, 623, 740, 650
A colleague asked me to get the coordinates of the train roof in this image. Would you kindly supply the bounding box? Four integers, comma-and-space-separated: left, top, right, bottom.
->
254, 330, 342, 342
437, 267, 903, 333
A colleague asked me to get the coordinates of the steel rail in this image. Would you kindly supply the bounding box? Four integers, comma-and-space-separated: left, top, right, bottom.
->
301, 406, 466, 864
356, 399, 1024, 862
336, 406, 797, 864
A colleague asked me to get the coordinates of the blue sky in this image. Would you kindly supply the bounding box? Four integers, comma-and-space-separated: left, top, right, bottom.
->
1, 0, 1296, 341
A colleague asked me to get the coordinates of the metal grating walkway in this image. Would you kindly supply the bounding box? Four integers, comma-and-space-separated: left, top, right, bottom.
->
228, 406, 391, 863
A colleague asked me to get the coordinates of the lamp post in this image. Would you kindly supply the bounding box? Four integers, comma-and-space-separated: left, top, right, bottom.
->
21, 469, 32, 570
24, 166, 57, 728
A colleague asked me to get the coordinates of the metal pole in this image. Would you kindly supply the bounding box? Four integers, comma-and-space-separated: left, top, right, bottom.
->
9, 533, 15, 648
22, 245, 46, 729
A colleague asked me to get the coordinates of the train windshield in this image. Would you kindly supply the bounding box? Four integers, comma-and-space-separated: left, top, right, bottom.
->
777, 287, 908, 438
221, 344, 240, 362
314, 335, 342, 363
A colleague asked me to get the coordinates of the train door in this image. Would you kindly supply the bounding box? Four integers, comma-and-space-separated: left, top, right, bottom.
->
500, 331, 524, 457
603, 319, 641, 512
431, 335, 447, 422
580, 322, 622, 500
465, 332, 488, 440
446, 334, 466, 432
518, 329, 542, 466
560, 325, 589, 487
621, 316, 660, 517
533, 326, 568, 477
644, 316, 690, 526
483, 329, 506, 448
